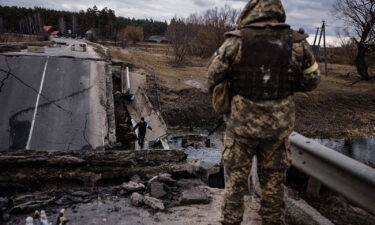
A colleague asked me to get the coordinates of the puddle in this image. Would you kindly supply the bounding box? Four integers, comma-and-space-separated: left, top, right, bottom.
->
167, 130, 224, 166
314, 137, 375, 165
168, 130, 375, 167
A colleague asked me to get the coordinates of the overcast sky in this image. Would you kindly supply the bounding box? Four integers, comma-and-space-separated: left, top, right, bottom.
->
1, 0, 343, 37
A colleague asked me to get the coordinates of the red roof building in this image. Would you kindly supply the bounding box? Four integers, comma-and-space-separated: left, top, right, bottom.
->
42, 26, 53, 33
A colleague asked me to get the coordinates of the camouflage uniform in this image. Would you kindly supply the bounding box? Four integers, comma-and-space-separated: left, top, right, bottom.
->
207, 0, 321, 225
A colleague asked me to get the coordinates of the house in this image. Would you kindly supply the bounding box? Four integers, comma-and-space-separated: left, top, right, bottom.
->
42, 26, 53, 33
51, 30, 60, 37
146, 35, 169, 43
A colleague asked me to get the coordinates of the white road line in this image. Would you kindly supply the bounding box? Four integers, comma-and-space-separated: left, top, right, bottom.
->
26, 56, 49, 150
101, 123, 105, 149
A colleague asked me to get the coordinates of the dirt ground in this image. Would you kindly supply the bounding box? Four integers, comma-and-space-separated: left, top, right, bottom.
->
295, 64, 375, 138
110, 43, 375, 139
306, 188, 375, 225
107, 43, 375, 225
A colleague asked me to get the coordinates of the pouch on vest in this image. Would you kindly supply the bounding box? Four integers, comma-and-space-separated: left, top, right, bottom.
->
212, 80, 231, 114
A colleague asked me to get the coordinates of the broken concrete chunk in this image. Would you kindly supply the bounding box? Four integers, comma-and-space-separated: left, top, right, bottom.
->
285, 195, 334, 225
143, 196, 165, 211
48, 156, 85, 166
27, 46, 45, 53
150, 182, 167, 199
131, 175, 143, 183
71, 191, 91, 197
157, 173, 177, 185
130, 192, 144, 207
148, 176, 158, 184
11, 200, 50, 214
122, 181, 145, 192
180, 188, 210, 205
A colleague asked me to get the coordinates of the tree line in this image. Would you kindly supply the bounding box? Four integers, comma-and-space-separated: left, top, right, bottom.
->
166, 5, 239, 64
0, 5, 168, 40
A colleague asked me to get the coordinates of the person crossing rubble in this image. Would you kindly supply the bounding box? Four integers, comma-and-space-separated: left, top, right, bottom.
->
132, 117, 153, 149
207, 0, 321, 224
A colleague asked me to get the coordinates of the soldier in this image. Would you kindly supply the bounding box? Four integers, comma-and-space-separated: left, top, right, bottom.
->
207, 0, 321, 225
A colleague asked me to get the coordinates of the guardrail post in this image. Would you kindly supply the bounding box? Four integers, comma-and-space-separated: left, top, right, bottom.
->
307, 177, 322, 198
121, 68, 125, 94
126, 66, 130, 93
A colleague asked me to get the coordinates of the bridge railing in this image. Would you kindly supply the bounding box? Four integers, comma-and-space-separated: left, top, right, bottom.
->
290, 132, 375, 215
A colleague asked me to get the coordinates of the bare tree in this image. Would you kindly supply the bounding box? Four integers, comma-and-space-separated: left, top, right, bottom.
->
166, 17, 194, 64
333, 0, 375, 80
116, 26, 144, 47
58, 16, 66, 34
18, 13, 43, 34
187, 5, 239, 58
72, 15, 77, 34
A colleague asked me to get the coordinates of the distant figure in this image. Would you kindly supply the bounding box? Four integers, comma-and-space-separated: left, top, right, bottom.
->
132, 117, 152, 149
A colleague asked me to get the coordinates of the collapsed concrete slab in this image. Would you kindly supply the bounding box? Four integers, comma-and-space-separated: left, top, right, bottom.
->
27, 46, 45, 53
0, 150, 188, 195
180, 188, 210, 205
70, 44, 87, 52
286, 194, 334, 225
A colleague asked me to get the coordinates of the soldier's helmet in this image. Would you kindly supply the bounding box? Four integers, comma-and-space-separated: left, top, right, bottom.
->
237, 0, 286, 28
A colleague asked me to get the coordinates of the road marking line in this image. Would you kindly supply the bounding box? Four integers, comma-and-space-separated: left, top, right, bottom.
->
26, 56, 49, 150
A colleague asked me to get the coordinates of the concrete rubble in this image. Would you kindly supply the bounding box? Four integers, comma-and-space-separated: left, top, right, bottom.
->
130, 192, 144, 206
122, 181, 145, 192
180, 188, 210, 205
144, 196, 165, 211
27, 46, 45, 53
150, 182, 168, 198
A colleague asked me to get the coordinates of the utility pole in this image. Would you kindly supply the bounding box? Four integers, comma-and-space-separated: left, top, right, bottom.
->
322, 21, 328, 76
317, 23, 324, 53
313, 26, 320, 47
314, 21, 328, 76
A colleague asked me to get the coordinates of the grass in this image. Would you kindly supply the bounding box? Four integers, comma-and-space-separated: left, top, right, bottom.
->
0, 33, 44, 43
109, 41, 375, 137
109, 43, 208, 90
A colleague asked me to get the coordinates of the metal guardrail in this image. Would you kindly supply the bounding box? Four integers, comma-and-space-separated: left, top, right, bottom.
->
121, 66, 131, 95
290, 132, 375, 215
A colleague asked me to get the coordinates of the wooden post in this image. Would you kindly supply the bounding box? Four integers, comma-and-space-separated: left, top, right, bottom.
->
307, 177, 322, 198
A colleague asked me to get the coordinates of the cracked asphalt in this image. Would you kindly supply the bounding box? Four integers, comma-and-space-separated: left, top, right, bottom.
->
0, 39, 108, 151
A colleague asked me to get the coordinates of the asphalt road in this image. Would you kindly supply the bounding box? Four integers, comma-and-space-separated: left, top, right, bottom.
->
0, 39, 108, 151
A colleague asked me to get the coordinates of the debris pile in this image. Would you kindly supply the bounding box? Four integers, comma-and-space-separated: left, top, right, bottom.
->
1, 174, 213, 224
123, 173, 211, 211
0, 150, 188, 196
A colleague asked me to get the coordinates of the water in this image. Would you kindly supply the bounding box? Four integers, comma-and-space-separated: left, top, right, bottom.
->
168, 130, 375, 167
314, 137, 375, 165
167, 131, 224, 167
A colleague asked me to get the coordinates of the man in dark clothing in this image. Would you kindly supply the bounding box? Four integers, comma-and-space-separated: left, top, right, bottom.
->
132, 117, 152, 149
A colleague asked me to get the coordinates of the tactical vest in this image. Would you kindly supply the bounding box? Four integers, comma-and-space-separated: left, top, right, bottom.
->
231, 23, 295, 100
